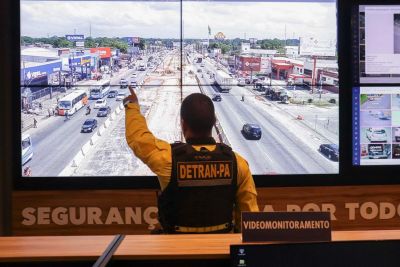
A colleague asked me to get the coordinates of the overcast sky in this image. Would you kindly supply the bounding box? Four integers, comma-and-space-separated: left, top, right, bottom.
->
21, 1, 336, 41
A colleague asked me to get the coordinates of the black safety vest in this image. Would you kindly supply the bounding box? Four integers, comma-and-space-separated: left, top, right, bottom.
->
158, 138, 237, 234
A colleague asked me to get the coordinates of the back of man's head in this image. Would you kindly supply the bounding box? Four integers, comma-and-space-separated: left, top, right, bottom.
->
180, 93, 216, 136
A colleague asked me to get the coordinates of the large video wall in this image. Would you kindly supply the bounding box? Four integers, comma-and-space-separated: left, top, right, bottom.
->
20, 0, 339, 178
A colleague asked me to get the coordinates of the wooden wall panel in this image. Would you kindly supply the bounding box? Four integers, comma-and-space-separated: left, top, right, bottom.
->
12, 185, 400, 235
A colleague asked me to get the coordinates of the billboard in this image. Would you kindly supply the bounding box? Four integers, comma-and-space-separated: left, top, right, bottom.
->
65, 35, 85, 41
237, 56, 261, 72
75, 41, 85, 48
20, 61, 62, 84
133, 37, 140, 44
299, 37, 336, 57
90, 47, 111, 59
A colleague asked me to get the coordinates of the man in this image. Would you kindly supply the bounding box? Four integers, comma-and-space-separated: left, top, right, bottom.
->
124, 86, 258, 233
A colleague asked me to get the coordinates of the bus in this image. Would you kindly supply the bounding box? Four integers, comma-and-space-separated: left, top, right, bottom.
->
21, 133, 33, 165
90, 80, 111, 99
57, 89, 88, 116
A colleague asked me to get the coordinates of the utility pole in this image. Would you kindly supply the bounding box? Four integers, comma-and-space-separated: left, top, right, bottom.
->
284, 24, 287, 46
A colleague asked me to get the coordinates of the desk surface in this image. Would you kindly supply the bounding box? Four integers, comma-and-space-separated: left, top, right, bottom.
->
1, 230, 400, 262
114, 230, 400, 260
0, 235, 115, 262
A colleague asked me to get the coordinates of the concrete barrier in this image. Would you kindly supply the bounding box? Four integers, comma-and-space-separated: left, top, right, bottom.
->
80, 140, 91, 157
90, 132, 100, 145
104, 118, 110, 128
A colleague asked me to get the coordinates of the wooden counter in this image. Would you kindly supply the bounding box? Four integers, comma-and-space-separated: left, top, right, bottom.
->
0, 235, 115, 262
1, 230, 400, 262
113, 230, 400, 260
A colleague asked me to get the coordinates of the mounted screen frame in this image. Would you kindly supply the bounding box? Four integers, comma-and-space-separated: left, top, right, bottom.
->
349, 0, 400, 181
6, 0, 398, 191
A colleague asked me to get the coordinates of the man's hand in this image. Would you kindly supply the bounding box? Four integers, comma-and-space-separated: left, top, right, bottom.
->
124, 85, 139, 105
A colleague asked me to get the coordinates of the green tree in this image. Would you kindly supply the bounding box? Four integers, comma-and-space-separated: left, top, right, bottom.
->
85, 37, 96, 48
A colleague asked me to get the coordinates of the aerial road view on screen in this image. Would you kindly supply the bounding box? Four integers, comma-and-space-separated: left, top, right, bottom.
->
20, 0, 339, 177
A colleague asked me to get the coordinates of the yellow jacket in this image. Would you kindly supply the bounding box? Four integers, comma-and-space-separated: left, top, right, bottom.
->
125, 103, 259, 229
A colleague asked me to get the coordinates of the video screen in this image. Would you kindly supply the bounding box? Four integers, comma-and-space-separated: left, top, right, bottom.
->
355, 5, 400, 84
353, 86, 400, 165
20, 0, 339, 177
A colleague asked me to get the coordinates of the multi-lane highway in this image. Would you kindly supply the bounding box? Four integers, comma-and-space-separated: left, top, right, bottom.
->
197, 62, 337, 174
25, 49, 338, 177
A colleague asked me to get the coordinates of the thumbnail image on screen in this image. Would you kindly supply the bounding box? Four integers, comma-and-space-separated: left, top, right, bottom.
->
353, 87, 400, 165
20, 0, 339, 177
356, 5, 400, 84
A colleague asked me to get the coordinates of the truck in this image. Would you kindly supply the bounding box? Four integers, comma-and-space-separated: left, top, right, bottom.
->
214, 70, 234, 93
287, 74, 311, 86
265, 85, 293, 103
138, 63, 146, 71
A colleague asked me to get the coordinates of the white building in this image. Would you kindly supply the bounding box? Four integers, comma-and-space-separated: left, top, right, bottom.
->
21, 47, 60, 63
241, 42, 251, 53
285, 46, 299, 57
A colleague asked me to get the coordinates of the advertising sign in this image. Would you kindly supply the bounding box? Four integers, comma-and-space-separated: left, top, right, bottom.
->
66, 35, 85, 41
20, 61, 62, 84
80, 56, 91, 65
90, 47, 111, 59
299, 37, 336, 57
241, 212, 331, 242
238, 57, 261, 72
133, 37, 140, 44
75, 41, 85, 48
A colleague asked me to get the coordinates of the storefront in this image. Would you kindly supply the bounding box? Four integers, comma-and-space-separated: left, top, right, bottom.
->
61, 55, 91, 81
20, 60, 62, 109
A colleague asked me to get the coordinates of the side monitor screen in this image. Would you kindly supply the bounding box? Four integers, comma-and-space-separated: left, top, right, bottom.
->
20, 0, 339, 178
355, 5, 400, 84
353, 87, 400, 165
352, 4, 400, 166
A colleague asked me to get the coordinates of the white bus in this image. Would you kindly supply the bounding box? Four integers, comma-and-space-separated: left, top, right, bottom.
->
57, 89, 88, 116
21, 133, 33, 165
90, 80, 111, 99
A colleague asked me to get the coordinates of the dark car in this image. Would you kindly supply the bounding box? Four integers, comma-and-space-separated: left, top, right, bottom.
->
212, 94, 222, 102
108, 90, 118, 98
97, 106, 111, 117
242, 123, 262, 140
319, 144, 339, 161
81, 119, 97, 133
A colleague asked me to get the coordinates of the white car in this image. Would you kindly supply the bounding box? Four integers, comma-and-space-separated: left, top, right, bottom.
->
131, 73, 137, 78
116, 92, 126, 101
366, 128, 387, 142
94, 99, 107, 109
237, 78, 246, 86
130, 80, 138, 87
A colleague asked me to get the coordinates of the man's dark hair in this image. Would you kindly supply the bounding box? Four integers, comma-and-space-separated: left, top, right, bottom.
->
180, 93, 216, 136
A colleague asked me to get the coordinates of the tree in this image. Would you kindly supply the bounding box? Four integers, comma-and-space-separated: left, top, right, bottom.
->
85, 37, 96, 48
139, 38, 146, 50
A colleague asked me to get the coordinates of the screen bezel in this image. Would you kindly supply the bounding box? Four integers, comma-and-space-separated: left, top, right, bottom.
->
9, 0, 400, 191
